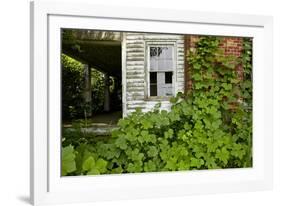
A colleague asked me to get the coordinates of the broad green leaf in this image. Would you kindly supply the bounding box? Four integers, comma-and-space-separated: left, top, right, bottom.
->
205, 156, 218, 169
144, 160, 157, 172
193, 73, 202, 81
95, 158, 108, 173
62, 145, 76, 175
141, 119, 152, 129
115, 137, 127, 150
190, 157, 204, 169
178, 160, 190, 170
215, 147, 229, 165
87, 168, 100, 175
147, 146, 158, 157
82, 156, 95, 172
222, 83, 232, 91
165, 157, 177, 171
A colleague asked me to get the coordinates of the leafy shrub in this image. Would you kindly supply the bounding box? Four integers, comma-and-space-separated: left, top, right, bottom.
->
91, 70, 105, 113
62, 54, 85, 120
62, 53, 120, 119
62, 145, 77, 175
62, 37, 252, 176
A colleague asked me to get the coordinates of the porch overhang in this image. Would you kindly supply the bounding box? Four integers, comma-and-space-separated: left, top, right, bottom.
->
62, 40, 122, 78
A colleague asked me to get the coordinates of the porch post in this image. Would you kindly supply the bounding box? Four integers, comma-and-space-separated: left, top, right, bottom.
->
104, 73, 110, 112
83, 64, 92, 117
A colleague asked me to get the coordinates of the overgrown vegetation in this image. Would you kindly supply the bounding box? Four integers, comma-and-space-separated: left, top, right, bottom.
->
91, 69, 106, 114
62, 37, 252, 176
62, 54, 111, 120
62, 54, 85, 120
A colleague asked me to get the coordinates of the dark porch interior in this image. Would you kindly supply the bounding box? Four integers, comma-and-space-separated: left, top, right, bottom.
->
62, 30, 122, 127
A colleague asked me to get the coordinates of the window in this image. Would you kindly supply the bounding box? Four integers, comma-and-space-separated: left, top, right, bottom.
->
150, 72, 157, 96
165, 72, 173, 84
148, 45, 174, 97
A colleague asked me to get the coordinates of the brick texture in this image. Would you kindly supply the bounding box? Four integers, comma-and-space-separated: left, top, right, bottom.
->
184, 35, 243, 93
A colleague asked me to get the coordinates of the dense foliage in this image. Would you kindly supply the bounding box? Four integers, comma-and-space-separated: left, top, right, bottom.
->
62, 54, 85, 120
91, 69, 106, 114
62, 54, 109, 120
62, 37, 252, 176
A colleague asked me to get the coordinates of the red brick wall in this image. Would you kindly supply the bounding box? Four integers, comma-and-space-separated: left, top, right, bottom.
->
219, 37, 243, 57
184, 35, 243, 93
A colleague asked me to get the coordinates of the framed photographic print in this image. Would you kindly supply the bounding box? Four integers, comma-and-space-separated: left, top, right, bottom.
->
30, 0, 273, 205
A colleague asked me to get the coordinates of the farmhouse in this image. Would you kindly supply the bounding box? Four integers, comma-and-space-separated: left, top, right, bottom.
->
62, 30, 243, 125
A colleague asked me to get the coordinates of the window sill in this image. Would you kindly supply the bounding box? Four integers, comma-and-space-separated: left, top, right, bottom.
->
145, 96, 172, 101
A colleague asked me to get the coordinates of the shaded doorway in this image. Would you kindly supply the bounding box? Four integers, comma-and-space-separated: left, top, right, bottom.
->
61, 29, 122, 135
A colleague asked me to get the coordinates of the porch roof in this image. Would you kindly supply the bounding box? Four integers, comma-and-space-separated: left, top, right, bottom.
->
62, 39, 122, 77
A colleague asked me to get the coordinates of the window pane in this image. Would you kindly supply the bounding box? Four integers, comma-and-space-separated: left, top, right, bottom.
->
150, 72, 157, 83
150, 46, 173, 71
156, 59, 173, 71
150, 72, 157, 96
165, 72, 173, 84
150, 47, 158, 57
158, 47, 172, 59
150, 85, 157, 96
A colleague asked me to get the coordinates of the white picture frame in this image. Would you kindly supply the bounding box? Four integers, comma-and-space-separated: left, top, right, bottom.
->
30, 0, 273, 205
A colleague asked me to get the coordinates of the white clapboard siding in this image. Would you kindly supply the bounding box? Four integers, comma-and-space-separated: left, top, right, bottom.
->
124, 32, 185, 115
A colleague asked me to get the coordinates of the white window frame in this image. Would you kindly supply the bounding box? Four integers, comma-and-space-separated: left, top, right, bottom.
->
146, 41, 177, 99
30, 0, 273, 205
